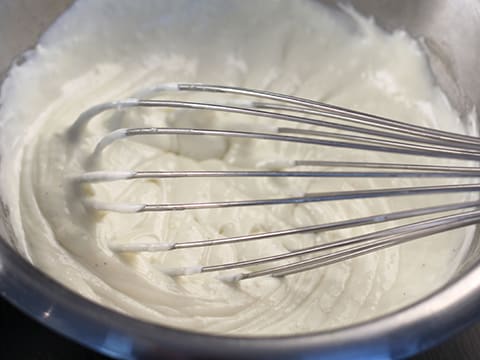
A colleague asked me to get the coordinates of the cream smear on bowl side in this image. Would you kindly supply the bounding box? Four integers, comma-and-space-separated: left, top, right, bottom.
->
0, 0, 475, 335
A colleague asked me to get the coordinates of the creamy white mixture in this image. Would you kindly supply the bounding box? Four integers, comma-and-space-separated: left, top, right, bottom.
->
0, 0, 475, 335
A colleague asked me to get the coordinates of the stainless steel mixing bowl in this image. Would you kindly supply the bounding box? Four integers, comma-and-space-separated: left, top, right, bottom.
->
0, 1, 479, 359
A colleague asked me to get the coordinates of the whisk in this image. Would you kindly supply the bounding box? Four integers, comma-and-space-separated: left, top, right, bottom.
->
68, 83, 480, 282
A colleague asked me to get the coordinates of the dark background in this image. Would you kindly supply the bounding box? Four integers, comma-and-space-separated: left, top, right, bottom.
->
1, 296, 479, 360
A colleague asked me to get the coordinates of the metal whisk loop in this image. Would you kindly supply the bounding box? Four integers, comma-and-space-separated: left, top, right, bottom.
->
68, 83, 480, 281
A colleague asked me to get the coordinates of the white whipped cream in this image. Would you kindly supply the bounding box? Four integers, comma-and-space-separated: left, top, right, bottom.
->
0, 0, 474, 335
